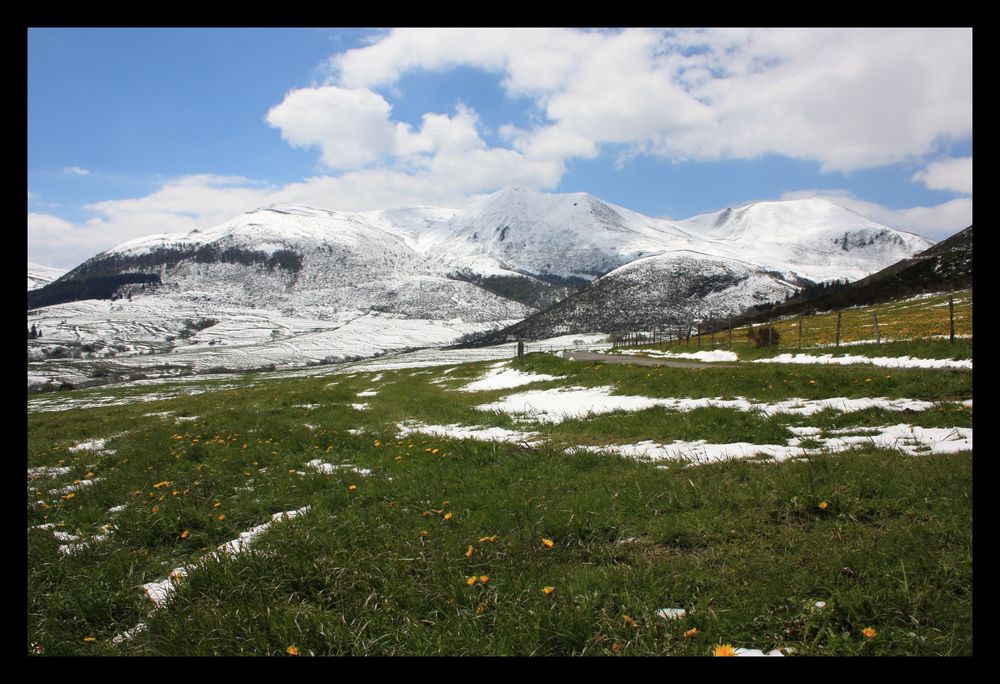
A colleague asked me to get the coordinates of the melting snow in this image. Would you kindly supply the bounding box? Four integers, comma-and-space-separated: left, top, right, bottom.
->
350, 403, 369, 411
357, 389, 378, 397
571, 424, 971, 465
304, 459, 372, 476
639, 350, 739, 362
754, 353, 971, 370
477, 386, 958, 424
397, 421, 541, 445
456, 366, 561, 392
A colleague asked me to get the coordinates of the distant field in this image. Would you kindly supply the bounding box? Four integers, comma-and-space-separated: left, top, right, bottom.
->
27, 292, 972, 656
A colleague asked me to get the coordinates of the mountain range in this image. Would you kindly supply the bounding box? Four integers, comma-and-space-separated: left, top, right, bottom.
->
27, 186, 935, 388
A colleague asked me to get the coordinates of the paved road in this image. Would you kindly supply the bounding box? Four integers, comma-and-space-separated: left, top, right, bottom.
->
561, 350, 739, 369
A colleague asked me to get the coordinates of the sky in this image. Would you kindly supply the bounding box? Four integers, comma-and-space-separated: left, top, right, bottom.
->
28, 27, 973, 269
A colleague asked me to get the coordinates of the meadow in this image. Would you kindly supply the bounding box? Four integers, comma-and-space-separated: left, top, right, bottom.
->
27, 292, 973, 656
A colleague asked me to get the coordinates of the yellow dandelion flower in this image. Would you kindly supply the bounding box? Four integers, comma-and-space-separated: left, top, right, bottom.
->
862, 626, 877, 639
213, 501, 222, 508
217, 514, 225, 521
623, 614, 639, 628
394, 456, 402, 462
466, 576, 477, 586
286, 645, 299, 656
180, 529, 190, 540
478, 575, 490, 584
542, 586, 556, 596
683, 627, 699, 638
541, 538, 554, 549
611, 642, 621, 652
61, 493, 75, 500
84, 471, 94, 479
465, 545, 475, 558
818, 501, 829, 510
443, 512, 453, 521
713, 644, 737, 656
479, 535, 499, 543
809, 380, 817, 385
348, 484, 358, 492
431, 448, 440, 454
83, 636, 97, 643
420, 529, 428, 537
442, 501, 450, 507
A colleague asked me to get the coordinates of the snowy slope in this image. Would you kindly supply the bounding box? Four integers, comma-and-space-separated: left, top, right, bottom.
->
675, 199, 932, 283
474, 250, 801, 342
28, 263, 67, 290
28, 188, 934, 389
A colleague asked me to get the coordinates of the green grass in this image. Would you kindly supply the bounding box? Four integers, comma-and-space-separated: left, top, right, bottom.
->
27, 347, 972, 656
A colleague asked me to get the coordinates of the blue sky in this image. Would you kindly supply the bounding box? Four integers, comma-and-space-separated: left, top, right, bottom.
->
28, 28, 973, 269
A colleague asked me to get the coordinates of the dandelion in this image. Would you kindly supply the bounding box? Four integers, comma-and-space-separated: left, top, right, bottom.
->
420, 530, 428, 537
443, 512, 453, 521
217, 514, 225, 521
611, 642, 622, 652
713, 644, 737, 656
862, 627, 877, 639
542, 586, 556, 596
623, 614, 639, 628
478, 575, 490, 584
818, 501, 829, 510
348, 484, 358, 492
286, 645, 299, 656
465, 545, 475, 558
466, 576, 477, 586
61, 493, 75, 500
541, 538, 554, 549
479, 535, 498, 544
83, 636, 97, 643
180, 529, 190, 540
213, 502, 222, 508
683, 627, 699, 638
809, 380, 817, 385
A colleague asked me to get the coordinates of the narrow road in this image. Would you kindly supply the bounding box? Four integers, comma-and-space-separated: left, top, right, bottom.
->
561, 350, 739, 369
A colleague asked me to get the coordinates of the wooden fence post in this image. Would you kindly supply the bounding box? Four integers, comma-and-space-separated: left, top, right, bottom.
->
835, 310, 842, 348
872, 312, 880, 344
797, 315, 803, 350
949, 298, 955, 343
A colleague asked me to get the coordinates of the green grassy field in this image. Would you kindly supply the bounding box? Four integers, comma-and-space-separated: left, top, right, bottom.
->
27, 323, 973, 656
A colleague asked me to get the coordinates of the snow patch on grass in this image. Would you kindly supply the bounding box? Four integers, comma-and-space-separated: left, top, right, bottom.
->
456, 366, 561, 392
572, 424, 971, 465
641, 350, 739, 362
754, 353, 972, 370
478, 386, 963, 424
397, 421, 541, 445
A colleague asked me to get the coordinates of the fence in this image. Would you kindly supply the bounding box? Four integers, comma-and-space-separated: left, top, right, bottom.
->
611, 290, 972, 353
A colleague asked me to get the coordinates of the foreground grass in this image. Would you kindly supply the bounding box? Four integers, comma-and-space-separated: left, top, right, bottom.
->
27, 353, 972, 656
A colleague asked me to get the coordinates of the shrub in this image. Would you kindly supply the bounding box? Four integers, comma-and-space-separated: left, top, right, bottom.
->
747, 325, 781, 348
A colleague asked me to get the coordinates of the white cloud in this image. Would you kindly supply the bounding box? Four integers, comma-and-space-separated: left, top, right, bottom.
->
780, 189, 971, 241
64, 166, 92, 176
912, 157, 973, 194
326, 28, 971, 174
265, 86, 398, 169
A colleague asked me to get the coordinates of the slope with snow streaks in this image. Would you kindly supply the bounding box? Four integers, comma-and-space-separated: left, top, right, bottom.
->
28, 263, 67, 291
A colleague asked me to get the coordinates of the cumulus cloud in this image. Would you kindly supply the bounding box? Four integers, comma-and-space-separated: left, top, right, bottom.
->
325, 27, 970, 175
780, 189, 971, 241
912, 157, 973, 194
64, 166, 92, 176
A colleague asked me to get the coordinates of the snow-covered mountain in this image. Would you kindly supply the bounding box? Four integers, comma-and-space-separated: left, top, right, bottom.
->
27, 187, 933, 389
28, 262, 67, 290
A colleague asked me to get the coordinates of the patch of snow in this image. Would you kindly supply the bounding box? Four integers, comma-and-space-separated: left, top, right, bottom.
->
572, 423, 971, 465
478, 385, 963, 424
48, 477, 104, 495
734, 648, 785, 657
304, 459, 372, 476
655, 608, 687, 620
456, 366, 561, 392
357, 389, 378, 397
397, 421, 541, 445
641, 350, 739, 362
350, 403, 369, 411
27, 465, 72, 478
754, 353, 972, 370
